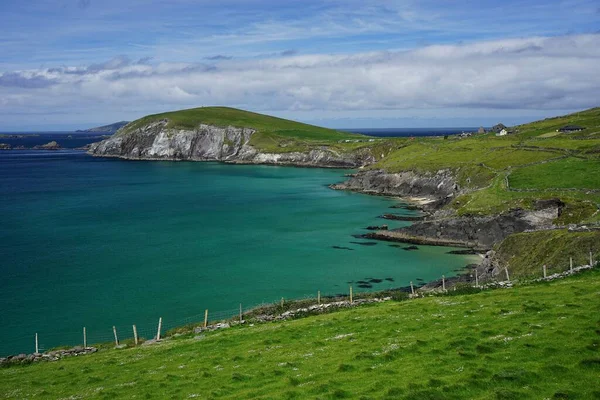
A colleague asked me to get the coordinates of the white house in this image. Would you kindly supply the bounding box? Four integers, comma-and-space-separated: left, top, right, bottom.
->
496, 128, 508, 136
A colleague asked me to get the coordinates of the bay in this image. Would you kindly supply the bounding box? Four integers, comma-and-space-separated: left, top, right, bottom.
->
0, 150, 477, 355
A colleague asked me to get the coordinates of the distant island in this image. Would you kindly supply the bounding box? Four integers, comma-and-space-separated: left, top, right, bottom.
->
76, 121, 129, 133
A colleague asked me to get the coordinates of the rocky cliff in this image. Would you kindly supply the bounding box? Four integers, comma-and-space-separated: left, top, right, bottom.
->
333, 169, 562, 251
372, 208, 559, 250
88, 120, 373, 168
330, 169, 459, 209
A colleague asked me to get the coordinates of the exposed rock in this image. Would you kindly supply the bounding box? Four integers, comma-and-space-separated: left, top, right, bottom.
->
33, 141, 61, 150
366, 224, 388, 230
330, 169, 458, 209
89, 121, 374, 168
477, 250, 501, 281
194, 322, 230, 334
386, 208, 559, 250
0, 143, 11, 150
0, 346, 97, 366
380, 213, 425, 221
447, 249, 478, 255
534, 198, 565, 212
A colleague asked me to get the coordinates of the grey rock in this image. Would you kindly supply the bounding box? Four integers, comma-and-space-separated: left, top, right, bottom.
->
89, 121, 373, 168
330, 169, 458, 207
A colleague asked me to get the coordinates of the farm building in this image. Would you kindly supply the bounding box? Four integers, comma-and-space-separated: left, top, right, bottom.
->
558, 125, 584, 133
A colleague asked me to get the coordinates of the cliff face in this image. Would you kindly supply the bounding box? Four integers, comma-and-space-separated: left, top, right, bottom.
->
88, 120, 373, 168
330, 169, 459, 208
395, 208, 559, 249
333, 169, 561, 251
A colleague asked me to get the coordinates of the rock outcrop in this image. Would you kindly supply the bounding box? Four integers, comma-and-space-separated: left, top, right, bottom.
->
330, 169, 459, 208
89, 120, 374, 168
0, 346, 97, 366
363, 208, 560, 250
333, 169, 562, 251
395, 208, 559, 250
33, 141, 61, 150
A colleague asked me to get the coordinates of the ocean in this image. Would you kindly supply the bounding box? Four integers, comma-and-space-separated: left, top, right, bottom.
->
0, 133, 478, 356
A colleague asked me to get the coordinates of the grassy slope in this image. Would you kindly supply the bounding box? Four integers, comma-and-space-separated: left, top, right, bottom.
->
117, 106, 374, 154
371, 107, 600, 220
2, 270, 600, 399
493, 230, 600, 278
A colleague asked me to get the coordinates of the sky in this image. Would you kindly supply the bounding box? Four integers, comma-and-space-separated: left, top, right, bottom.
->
0, 0, 599, 130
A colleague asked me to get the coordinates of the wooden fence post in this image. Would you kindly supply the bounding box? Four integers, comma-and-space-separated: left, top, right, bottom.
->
505, 268, 510, 282
570, 257, 573, 272
318, 290, 321, 305
543, 265, 547, 278
591, 251, 594, 267
133, 325, 138, 346
239, 303, 243, 323
113, 326, 119, 346
410, 281, 415, 296
35, 333, 39, 354
280, 297, 284, 308
349, 286, 353, 303
83, 327, 87, 348
475, 270, 479, 287
204, 309, 208, 328
156, 317, 162, 341
442, 275, 446, 291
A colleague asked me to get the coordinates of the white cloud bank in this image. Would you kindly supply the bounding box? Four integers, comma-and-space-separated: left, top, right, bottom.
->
1, 34, 599, 128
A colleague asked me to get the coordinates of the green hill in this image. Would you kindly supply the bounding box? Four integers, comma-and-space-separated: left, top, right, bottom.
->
370, 107, 600, 221
118, 106, 365, 153
2, 269, 599, 399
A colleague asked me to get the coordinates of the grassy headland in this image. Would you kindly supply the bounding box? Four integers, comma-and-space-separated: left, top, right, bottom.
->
2, 269, 600, 399
117, 106, 371, 154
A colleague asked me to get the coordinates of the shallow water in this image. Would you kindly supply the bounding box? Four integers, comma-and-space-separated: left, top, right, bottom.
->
0, 150, 477, 355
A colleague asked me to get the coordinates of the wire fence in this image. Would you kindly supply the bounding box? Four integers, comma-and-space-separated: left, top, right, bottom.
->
1, 290, 330, 356
3, 251, 597, 357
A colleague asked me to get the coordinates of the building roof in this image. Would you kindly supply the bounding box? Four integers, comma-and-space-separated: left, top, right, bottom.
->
559, 125, 584, 131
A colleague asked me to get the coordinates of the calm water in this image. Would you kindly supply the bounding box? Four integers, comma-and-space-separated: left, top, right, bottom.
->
0, 132, 106, 149
0, 149, 477, 356
341, 127, 480, 137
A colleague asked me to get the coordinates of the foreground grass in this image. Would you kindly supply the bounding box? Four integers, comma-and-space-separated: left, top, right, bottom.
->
2, 270, 600, 399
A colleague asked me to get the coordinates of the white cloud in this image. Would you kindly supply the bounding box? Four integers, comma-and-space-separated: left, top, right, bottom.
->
0, 34, 599, 128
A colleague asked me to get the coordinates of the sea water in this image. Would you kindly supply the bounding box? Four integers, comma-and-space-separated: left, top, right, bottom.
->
0, 149, 477, 355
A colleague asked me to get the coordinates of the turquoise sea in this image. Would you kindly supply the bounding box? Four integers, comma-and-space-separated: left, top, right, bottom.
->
0, 148, 477, 356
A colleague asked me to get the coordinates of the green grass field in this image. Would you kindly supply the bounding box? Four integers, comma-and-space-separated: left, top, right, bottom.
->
366, 108, 600, 217
2, 269, 600, 399
509, 157, 600, 190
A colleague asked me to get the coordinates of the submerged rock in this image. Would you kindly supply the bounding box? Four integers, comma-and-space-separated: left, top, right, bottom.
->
332, 246, 354, 251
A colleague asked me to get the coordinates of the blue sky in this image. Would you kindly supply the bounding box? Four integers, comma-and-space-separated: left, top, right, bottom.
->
0, 0, 599, 130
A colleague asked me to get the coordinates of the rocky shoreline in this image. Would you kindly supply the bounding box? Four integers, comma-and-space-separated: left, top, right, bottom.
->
88, 121, 374, 168
0, 346, 97, 366
87, 119, 569, 283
